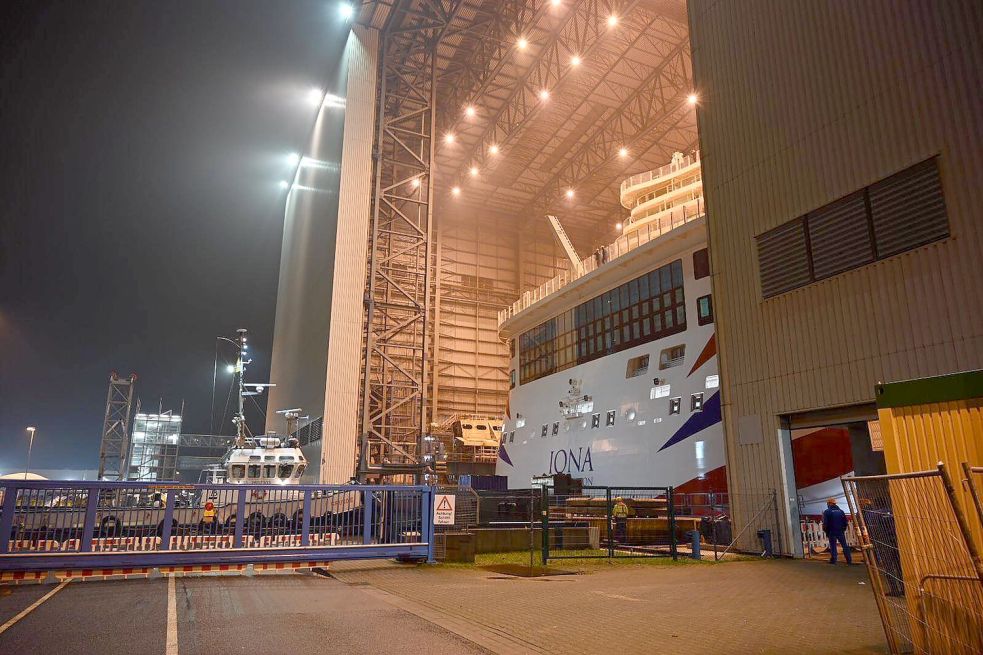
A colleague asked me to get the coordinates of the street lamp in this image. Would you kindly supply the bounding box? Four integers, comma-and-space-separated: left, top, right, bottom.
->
25, 427, 36, 480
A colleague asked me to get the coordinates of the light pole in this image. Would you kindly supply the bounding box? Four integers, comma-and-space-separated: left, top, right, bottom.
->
25, 427, 37, 480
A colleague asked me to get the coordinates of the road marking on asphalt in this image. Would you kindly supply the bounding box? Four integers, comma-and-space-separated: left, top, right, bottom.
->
167, 575, 178, 655
0, 579, 72, 635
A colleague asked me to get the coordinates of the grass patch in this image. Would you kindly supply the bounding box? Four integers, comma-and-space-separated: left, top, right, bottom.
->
440, 549, 717, 572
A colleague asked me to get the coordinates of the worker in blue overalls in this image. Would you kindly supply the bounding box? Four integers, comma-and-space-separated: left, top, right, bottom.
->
822, 498, 853, 565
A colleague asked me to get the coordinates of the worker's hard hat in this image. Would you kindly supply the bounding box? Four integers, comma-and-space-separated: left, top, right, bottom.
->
826, 498, 837, 505
205, 501, 215, 510
616, 497, 624, 502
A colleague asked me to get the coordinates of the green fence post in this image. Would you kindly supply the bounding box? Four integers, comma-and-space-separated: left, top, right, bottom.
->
540, 486, 549, 565
668, 486, 677, 560
606, 488, 614, 558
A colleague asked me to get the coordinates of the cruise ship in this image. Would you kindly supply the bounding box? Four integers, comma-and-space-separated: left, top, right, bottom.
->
495, 152, 726, 493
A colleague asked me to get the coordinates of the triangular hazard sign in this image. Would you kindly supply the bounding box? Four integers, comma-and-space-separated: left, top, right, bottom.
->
436, 496, 453, 511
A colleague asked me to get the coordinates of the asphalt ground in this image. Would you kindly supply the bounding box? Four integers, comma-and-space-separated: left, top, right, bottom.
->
0, 574, 489, 655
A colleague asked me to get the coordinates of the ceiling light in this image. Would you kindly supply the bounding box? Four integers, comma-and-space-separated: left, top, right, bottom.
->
469, 166, 479, 177
607, 15, 618, 27
618, 147, 628, 158
616, 222, 623, 230
687, 93, 699, 106
410, 178, 421, 188
464, 105, 476, 118
539, 89, 550, 101
517, 37, 528, 50
278, 180, 289, 189
444, 133, 455, 144
338, 3, 354, 19
565, 188, 575, 199
570, 55, 582, 67
550, 0, 561, 6
451, 186, 461, 196
489, 144, 500, 155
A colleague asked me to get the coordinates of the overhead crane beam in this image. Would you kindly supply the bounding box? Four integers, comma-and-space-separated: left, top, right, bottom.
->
446, 0, 639, 177
515, 35, 692, 217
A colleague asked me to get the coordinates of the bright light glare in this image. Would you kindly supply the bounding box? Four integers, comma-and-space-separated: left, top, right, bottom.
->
451, 186, 461, 196
565, 188, 575, 199
550, 0, 561, 6
226, 365, 235, 374
444, 133, 456, 144
539, 89, 550, 101
489, 144, 500, 155
517, 37, 528, 50
464, 105, 476, 118
607, 15, 618, 27
616, 222, 623, 230
687, 93, 699, 106
410, 178, 421, 188
278, 180, 289, 189
287, 153, 300, 166
570, 55, 582, 67
308, 87, 322, 105
469, 166, 479, 177
338, 3, 354, 19
618, 147, 628, 158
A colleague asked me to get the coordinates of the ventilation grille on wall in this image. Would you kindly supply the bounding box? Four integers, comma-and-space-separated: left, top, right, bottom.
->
757, 157, 947, 299
869, 158, 948, 258
758, 219, 811, 298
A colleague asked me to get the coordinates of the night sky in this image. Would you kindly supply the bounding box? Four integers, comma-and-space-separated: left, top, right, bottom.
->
0, 2, 350, 472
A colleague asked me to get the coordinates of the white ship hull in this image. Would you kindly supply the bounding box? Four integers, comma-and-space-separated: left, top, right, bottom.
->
497, 241, 727, 492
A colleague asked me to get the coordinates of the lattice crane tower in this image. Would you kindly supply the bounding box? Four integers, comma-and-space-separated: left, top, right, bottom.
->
97, 372, 137, 480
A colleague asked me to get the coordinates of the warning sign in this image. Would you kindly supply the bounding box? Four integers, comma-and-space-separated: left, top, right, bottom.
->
433, 494, 456, 525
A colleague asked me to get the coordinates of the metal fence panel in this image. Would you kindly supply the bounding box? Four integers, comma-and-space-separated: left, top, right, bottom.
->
843, 466, 983, 655
0, 480, 433, 570
543, 486, 676, 560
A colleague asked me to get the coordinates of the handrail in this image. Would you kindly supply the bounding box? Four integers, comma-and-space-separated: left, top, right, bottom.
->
498, 199, 704, 328
620, 150, 701, 196
0, 479, 436, 568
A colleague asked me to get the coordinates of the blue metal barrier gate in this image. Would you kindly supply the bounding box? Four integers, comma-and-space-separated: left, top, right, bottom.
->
0, 480, 435, 572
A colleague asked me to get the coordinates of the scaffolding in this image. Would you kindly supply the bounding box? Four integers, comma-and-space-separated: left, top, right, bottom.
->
126, 406, 181, 481
358, 0, 466, 480
97, 372, 137, 481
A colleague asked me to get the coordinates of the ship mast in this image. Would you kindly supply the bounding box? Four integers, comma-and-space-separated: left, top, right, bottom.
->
224, 328, 275, 447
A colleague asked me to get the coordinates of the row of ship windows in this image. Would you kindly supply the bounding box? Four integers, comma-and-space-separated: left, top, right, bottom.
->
518, 260, 687, 385
510, 295, 711, 389
229, 463, 306, 480
503, 392, 707, 444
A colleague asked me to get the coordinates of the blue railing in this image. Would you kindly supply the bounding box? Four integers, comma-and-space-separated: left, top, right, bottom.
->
0, 480, 435, 571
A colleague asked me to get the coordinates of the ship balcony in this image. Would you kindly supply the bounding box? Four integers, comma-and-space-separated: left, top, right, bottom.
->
620, 151, 701, 208
626, 194, 704, 233
497, 204, 706, 335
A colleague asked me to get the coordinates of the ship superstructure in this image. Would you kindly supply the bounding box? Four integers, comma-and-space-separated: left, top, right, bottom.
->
496, 152, 726, 492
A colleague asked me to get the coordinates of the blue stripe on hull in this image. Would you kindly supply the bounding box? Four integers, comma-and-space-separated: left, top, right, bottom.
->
658, 391, 721, 451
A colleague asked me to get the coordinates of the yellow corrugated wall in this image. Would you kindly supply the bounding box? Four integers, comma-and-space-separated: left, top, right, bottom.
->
879, 399, 983, 549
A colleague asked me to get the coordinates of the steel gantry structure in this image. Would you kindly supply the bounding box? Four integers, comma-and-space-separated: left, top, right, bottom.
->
97, 372, 137, 481
358, 0, 467, 479
341, 0, 696, 481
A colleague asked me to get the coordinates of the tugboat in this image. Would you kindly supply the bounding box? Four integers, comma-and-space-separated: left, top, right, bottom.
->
191, 328, 358, 535
199, 328, 307, 487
